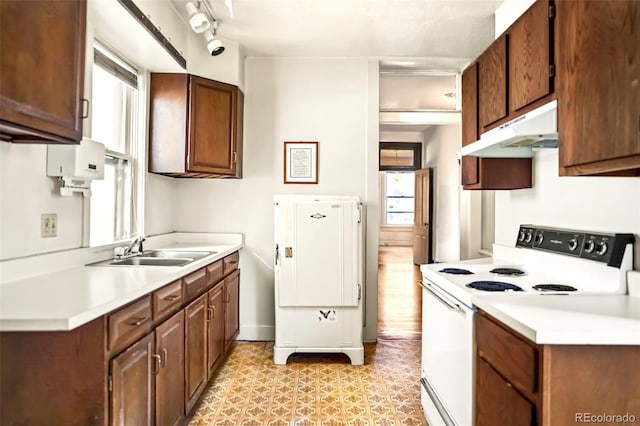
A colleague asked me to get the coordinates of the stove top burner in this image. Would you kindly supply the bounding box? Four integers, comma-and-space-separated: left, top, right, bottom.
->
532, 284, 578, 292
467, 281, 524, 292
439, 268, 474, 275
490, 267, 526, 276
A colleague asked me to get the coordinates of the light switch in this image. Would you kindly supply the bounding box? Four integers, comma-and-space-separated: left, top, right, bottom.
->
41, 213, 57, 238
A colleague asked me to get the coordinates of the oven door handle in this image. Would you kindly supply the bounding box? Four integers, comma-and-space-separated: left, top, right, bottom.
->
419, 280, 463, 313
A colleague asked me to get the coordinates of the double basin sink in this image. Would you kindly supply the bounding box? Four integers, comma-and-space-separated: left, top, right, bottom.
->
89, 250, 216, 267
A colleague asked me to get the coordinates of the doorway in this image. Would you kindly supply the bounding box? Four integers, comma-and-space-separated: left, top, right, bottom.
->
377, 169, 422, 339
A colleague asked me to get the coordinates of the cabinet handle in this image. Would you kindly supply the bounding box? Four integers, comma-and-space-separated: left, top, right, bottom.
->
225, 292, 230, 303
161, 348, 168, 367
211, 306, 216, 319
127, 316, 148, 326
81, 98, 90, 119
232, 152, 237, 163
163, 294, 180, 302
207, 307, 213, 322
152, 354, 161, 374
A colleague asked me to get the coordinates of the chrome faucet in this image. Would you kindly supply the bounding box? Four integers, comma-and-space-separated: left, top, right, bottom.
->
122, 236, 146, 257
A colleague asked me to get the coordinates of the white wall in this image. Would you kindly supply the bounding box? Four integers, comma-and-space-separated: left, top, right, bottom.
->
173, 57, 379, 341
495, 150, 640, 267
494, 0, 536, 37
424, 124, 462, 262
0, 143, 83, 259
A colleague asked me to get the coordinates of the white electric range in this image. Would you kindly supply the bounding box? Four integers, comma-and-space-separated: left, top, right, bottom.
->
418, 225, 635, 426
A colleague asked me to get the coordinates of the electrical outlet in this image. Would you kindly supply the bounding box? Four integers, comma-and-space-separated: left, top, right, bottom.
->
41, 213, 57, 238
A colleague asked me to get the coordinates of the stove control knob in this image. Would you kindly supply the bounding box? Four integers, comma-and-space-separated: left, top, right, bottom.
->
518, 231, 526, 242
534, 233, 544, 245
596, 242, 608, 256
525, 231, 533, 243
584, 240, 595, 253
568, 238, 578, 251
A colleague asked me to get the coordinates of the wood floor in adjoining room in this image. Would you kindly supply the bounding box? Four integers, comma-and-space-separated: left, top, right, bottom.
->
377, 246, 422, 338
189, 340, 426, 425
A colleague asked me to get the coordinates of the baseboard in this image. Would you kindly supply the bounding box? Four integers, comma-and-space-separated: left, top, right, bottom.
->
238, 325, 275, 341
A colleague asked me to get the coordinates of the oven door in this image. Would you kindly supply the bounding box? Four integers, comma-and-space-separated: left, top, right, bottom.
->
420, 278, 475, 426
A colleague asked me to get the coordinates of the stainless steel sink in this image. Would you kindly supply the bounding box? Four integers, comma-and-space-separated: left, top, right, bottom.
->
141, 250, 215, 259
110, 257, 193, 266
87, 249, 215, 267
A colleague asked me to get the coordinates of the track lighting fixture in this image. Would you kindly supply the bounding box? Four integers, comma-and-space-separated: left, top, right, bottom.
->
185, 1, 210, 33
204, 21, 225, 56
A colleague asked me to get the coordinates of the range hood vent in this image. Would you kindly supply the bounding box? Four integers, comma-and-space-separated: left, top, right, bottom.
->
460, 100, 558, 158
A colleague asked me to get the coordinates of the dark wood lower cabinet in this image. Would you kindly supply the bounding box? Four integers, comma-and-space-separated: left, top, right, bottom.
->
155, 311, 185, 426
476, 358, 534, 426
207, 285, 225, 377
476, 312, 640, 426
110, 333, 155, 426
224, 270, 240, 350
185, 293, 209, 413
0, 318, 106, 426
0, 251, 241, 426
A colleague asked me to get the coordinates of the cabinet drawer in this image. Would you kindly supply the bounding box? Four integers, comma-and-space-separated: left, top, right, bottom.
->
476, 313, 537, 394
184, 267, 208, 301
108, 297, 152, 352
153, 279, 183, 320
223, 252, 239, 275
207, 260, 224, 286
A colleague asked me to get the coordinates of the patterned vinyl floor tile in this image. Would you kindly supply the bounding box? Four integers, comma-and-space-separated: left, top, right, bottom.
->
189, 340, 426, 426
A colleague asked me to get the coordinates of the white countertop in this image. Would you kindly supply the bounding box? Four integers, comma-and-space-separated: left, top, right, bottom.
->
473, 293, 640, 345
0, 233, 243, 332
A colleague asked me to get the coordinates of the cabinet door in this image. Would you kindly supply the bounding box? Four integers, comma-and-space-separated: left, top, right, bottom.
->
479, 35, 508, 129
475, 358, 534, 426
110, 333, 154, 426
0, 0, 85, 143
558, 0, 640, 170
509, 0, 552, 112
207, 285, 225, 377
224, 270, 240, 350
184, 293, 208, 413
188, 76, 240, 175
461, 62, 479, 146
155, 312, 185, 426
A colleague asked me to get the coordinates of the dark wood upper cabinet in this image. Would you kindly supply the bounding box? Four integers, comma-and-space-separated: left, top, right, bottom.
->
0, 0, 86, 143
479, 35, 508, 129
461, 62, 532, 190
461, 63, 480, 187
557, 0, 640, 175
149, 73, 243, 178
508, 0, 552, 113
462, 63, 479, 147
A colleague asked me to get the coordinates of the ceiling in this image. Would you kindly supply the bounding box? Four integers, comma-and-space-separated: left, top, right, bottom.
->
171, 0, 502, 70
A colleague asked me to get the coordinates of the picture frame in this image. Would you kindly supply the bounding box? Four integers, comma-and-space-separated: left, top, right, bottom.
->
284, 141, 318, 184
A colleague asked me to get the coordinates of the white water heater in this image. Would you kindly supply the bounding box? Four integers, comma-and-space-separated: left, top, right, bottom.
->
273, 195, 364, 365
47, 138, 105, 195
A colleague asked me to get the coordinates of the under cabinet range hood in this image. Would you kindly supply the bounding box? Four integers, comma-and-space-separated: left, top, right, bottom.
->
460, 100, 558, 158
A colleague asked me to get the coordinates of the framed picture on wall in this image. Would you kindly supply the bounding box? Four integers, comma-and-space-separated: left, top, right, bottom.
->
284, 141, 318, 184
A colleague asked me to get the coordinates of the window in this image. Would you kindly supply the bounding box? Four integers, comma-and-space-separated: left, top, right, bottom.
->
379, 142, 422, 172
89, 43, 141, 246
383, 171, 415, 225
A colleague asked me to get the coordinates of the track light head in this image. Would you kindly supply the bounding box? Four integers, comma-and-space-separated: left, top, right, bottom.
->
185, 2, 210, 33
204, 29, 225, 56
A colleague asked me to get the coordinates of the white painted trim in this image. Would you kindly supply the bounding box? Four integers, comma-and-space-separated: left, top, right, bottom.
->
238, 325, 275, 341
